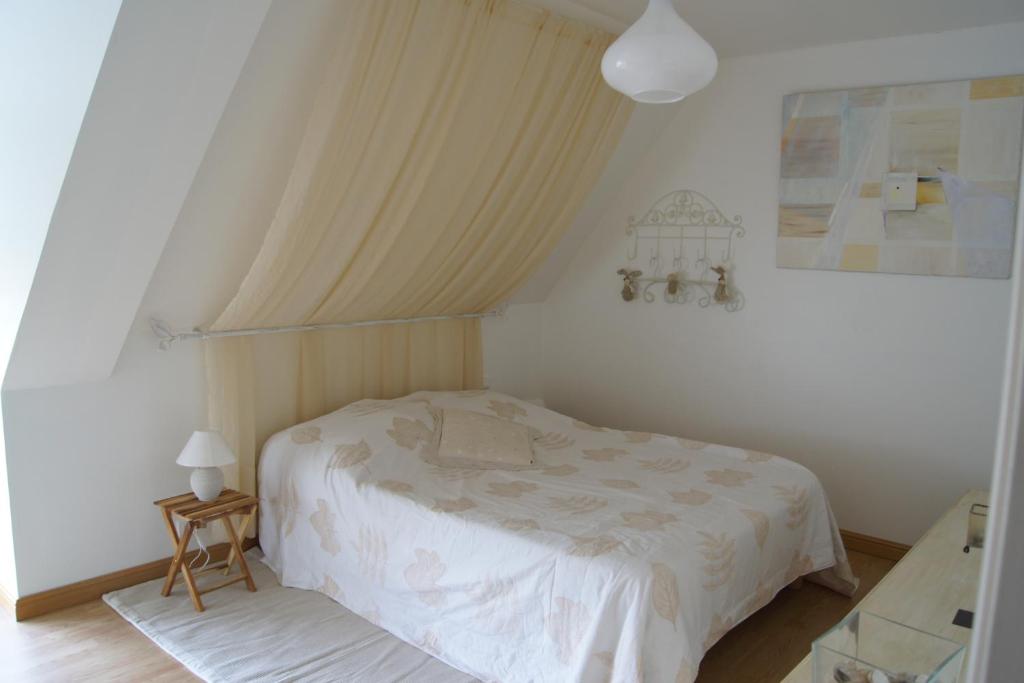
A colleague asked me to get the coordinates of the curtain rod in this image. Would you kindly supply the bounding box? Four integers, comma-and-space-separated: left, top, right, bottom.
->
150, 305, 507, 350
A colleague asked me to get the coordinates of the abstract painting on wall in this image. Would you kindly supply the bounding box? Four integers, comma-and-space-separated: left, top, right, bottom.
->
777, 75, 1023, 278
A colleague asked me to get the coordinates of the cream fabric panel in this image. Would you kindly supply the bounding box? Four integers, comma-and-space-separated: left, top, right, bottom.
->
205, 337, 256, 493
208, 320, 482, 495
206, 0, 632, 492
296, 319, 483, 424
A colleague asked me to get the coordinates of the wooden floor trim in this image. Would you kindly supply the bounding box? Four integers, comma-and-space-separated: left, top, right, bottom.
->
8, 530, 903, 622
840, 529, 910, 562
12, 537, 258, 622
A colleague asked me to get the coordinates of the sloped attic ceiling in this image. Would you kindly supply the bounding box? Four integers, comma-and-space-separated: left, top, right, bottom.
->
531, 0, 1024, 55
3, 1, 272, 391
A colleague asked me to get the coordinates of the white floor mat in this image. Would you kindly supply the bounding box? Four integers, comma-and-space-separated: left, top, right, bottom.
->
103, 549, 476, 683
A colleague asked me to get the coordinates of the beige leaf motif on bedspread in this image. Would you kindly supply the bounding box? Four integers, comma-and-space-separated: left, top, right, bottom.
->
319, 574, 342, 600
676, 658, 697, 683
676, 438, 707, 450
546, 597, 591, 665
594, 650, 615, 669
404, 548, 447, 607
327, 439, 372, 470
785, 551, 814, 584
430, 466, 485, 481
501, 517, 540, 531
268, 477, 300, 537
703, 613, 736, 651
290, 425, 322, 444
744, 449, 774, 463
536, 432, 575, 450
740, 509, 769, 549
583, 447, 628, 462
568, 535, 622, 557
488, 399, 527, 420
595, 650, 645, 683
418, 629, 443, 656
352, 525, 388, 584
310, 499, 342, 556
487, 481, 539, 498
602, 479, 640, 490
467, 574, 521, 636
698, 531, 736, 590
651, 562, 681, 629
670, 489, 712, 506
772, 484, 810, 529
341, 400, 390, 417
624, 431, 652, 443
433, 496, 477, 513
376, 479, 414, 494
541, 464, 579, 476
704, 468, 754, 488
547, 495, 608, 515
622, 510, 678, 531
386, 417, 432, 449
744, 580, 774, 614
639, 457, 691, 474
572, 419, 606, 432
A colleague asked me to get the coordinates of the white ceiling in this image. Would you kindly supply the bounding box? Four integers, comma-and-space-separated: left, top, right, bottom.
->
531, 0, 1024, 56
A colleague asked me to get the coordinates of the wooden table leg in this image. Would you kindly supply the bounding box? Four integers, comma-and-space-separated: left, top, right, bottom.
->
160, 507, 180, 548
179, 543, 205, 612
223, 504, 256, 576
221, 515, 256, 592
162, 522, 194, 597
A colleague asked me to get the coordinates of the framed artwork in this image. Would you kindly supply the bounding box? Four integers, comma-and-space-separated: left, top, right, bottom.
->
777, 75, 1023, 278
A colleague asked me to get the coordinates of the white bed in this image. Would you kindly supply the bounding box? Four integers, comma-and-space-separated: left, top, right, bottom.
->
259, 390, 856, 682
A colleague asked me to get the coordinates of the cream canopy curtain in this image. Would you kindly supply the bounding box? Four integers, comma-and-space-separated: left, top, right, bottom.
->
207, 0, 633, 494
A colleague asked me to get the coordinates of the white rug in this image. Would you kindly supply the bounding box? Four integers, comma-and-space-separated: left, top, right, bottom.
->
103, 550, 476, 683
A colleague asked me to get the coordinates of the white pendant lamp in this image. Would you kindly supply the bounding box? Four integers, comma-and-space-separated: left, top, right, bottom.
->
601, 0, 717, 104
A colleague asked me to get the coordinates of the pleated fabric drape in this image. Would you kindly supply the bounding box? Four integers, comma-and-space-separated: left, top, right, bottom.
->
206, 0, 633, 494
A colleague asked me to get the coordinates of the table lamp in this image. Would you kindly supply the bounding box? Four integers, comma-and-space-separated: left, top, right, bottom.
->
177, 430, 236, 501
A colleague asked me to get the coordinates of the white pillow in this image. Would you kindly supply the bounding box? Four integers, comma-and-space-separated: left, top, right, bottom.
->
425, 408, 537, 470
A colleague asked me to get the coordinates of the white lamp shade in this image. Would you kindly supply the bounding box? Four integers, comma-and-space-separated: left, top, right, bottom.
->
177, 430, 236, 468
601, 0, 717, 104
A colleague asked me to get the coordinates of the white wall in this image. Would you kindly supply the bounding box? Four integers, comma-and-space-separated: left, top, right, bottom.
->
536, 22, 1024, 545
0, 0, 121, 596
482, 304, 545, 401
1, 0, 345, 595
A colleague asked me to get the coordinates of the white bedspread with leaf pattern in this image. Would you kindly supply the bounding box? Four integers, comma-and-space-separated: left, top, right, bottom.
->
259, 391, 856, 683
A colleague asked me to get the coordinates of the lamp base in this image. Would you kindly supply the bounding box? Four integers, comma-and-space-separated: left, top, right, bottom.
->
190, 467, 225, 501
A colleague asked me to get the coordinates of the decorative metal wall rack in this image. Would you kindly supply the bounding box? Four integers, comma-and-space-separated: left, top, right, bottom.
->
616, 189, 745, 312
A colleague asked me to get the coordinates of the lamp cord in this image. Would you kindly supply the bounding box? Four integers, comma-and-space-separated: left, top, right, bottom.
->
177, 519, 212, 573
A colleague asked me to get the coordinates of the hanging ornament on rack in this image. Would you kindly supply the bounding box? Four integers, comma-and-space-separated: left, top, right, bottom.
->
711, 265, 730, 303
617, 268, 642, 301
615, 189, 745, 312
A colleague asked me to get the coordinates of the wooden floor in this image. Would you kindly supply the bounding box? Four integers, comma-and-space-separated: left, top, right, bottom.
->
0, 551, 893, 682
698, 550, 894, 682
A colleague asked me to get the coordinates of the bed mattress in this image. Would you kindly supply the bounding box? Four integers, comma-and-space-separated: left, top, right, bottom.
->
259, 390, 855, 682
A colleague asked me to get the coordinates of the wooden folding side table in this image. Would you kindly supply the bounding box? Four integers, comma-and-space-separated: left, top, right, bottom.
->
154, 489, 259, 612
